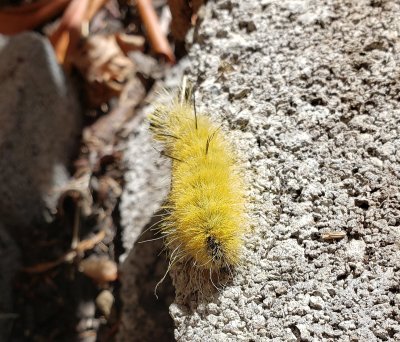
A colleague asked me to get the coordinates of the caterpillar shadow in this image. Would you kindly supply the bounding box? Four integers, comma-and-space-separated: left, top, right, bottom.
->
119, 213, 175, 342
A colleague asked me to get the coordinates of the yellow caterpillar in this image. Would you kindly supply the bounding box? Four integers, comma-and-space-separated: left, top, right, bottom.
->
149, 82, 246, 278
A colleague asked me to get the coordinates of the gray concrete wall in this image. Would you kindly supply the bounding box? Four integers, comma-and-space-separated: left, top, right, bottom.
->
120, 1, 400, 340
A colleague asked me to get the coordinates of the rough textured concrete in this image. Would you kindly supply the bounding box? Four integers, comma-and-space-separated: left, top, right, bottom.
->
118, 111, 175, 342
118, 67, 188, 342
120, 0, 400, 341
0, 32, 81, 230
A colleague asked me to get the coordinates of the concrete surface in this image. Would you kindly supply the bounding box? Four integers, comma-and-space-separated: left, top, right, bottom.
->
0, 32, 81, 230
120, 0, 400, 341
118, 67, 187, 342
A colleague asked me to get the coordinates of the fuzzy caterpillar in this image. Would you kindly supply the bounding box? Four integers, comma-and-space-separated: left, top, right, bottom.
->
149, 84, 246, 275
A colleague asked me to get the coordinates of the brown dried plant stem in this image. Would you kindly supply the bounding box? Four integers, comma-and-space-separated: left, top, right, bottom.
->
23, 230, 106, 274
136, 0, 175, 63
0, 0, 71, 34
50, 0, 110, 65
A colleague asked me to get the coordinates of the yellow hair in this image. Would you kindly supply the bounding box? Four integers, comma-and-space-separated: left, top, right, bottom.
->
149, 87, 246, 272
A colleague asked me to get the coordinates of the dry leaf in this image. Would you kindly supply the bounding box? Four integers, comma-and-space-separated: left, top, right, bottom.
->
70, 34, 136, 107
96, 176, 122, 207
115, 32, 145, 55
83, 105, 134, 150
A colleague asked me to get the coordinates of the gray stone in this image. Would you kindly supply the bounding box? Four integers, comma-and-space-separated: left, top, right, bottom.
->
0, 32, 81, 230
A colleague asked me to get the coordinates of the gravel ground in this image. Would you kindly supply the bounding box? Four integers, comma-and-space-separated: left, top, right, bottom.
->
120, 0, 400, 341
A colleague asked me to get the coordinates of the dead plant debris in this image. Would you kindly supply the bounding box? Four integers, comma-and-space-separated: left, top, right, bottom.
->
2, 0, 196, 340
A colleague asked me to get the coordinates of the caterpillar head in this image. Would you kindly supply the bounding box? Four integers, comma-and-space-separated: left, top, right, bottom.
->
206, 235, 224, 265
199, 233, 241, 271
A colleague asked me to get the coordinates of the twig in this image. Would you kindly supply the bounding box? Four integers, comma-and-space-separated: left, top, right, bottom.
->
321, 231, 346, 241
49, 0, 110, 65
71, 200, 81, 250
49, 0, 88, 65
23, 250, 77, 273
86, 0, 110, 20
76, 229, 106, 252
136, 0, 175, 63
0, 0, 71, 35
23, 230, 106, 274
